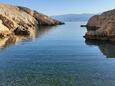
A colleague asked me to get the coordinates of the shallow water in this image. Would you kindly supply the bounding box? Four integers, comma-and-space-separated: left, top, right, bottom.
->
0, 22, 115, 86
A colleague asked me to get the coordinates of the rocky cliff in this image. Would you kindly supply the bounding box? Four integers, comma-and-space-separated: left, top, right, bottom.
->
85, 9, 115, 42
0, 4, 63, 39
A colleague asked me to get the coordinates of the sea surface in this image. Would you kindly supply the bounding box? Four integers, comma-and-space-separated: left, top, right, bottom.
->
0, 22, 115, 86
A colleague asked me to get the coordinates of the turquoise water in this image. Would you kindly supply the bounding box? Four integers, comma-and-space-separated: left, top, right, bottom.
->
0, 22, 115, 86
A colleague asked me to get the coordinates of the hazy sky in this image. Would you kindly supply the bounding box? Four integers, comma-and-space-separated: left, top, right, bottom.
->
0, 0, 115, 16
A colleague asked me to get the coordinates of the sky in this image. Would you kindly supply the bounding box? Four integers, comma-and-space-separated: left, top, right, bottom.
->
0, 0, 115, 16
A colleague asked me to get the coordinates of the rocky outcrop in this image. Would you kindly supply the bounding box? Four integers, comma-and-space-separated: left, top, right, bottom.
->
84, 9, 115, 41
0, 3, 64, 39
18, 7, 64, 26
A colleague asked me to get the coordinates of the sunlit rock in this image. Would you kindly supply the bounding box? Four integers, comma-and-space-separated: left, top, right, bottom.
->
85, 9, 115, 42
0, 3, 64, 47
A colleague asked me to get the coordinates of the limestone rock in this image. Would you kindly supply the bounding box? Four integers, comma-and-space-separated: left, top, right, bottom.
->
0, 3, 64, 39
14, 26, 30, 36
18, 7, 64, 26
85, 9, 115, 42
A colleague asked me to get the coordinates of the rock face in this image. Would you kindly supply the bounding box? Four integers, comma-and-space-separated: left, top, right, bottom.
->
85, 9, 115, 41
0, 4, 63, 39
18, 7, 64, 26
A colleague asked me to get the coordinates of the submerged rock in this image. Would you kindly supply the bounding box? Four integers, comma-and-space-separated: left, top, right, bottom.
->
0, 3, 64, 39
85, 9, 115, 42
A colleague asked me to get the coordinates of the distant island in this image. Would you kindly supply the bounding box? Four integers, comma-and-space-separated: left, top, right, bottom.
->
51, 14, 94, 22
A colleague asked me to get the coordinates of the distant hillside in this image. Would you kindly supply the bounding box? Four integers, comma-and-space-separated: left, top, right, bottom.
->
51, 14, 94, 22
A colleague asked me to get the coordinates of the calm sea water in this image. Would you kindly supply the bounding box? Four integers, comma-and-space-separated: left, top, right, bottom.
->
0, 22, 115, 86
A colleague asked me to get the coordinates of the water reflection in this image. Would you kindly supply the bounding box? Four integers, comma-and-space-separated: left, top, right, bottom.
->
36, 26, 57, 38
85, 40, 115, 58
0, 26, 56, 50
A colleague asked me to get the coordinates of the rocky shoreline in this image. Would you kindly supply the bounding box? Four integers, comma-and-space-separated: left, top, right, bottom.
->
0, 4, 64, 39
84, 9, 115, 42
